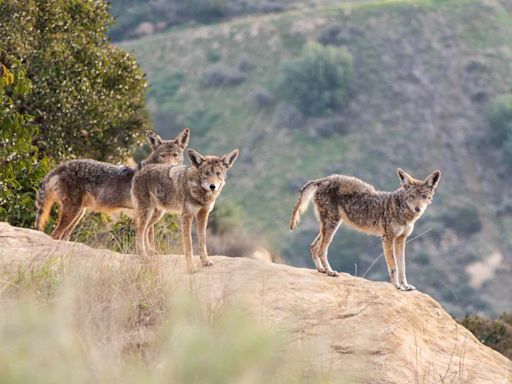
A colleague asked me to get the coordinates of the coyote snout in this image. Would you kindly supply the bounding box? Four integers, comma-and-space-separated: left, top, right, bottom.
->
290, 168, 441, 291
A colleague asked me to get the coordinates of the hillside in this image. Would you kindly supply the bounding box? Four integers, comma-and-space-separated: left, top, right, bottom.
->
116, 0, 512, 318
108, 0, 368, 41
1, 222, 511, 383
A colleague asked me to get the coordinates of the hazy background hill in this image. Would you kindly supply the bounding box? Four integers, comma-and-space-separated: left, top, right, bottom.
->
110, 0, 512, 318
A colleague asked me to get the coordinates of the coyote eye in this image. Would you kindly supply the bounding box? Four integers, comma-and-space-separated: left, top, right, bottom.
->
173, 153, 178, 157
216, 171, 221, 176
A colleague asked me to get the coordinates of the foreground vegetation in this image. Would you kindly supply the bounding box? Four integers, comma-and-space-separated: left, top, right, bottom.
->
459, 313, 512, 360
0, 255, 341, 383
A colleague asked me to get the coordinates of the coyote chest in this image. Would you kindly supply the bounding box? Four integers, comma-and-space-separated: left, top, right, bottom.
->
147, 165, 217, 215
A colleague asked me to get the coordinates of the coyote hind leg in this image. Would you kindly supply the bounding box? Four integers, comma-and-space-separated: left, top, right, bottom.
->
52, 201, 84, 240
314, 205, 342, 277
146, 210, 164, 255
310, 234, 325, 273
134, 204, 154, 257
318, 219, 342, 277
59, 208, 86, 241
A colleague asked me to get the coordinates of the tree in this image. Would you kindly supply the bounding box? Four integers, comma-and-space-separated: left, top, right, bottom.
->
0, 0, 150, 163
0, 62, 51, 226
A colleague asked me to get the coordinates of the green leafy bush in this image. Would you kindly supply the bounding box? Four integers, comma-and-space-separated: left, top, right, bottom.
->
182, 0, 229, 23
0, 62, 52, 227
71, 213, 180, 254
459, 313, 512, 359
439, 205, 482, 237
487, 94, 512, 164
276, 43, 352, 117
0, 0, 150, 163
200, 65, 246, 87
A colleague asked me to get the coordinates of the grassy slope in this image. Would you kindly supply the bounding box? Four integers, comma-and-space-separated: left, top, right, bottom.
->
120, 0, 512, 317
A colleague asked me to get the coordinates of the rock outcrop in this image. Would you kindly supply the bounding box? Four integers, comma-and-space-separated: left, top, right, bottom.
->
0, 222, 510, 383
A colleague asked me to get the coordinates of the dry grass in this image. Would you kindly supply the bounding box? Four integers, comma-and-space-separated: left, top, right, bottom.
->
0, 254, 343, 383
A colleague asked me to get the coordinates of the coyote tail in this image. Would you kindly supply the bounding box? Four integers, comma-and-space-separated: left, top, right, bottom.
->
34, 170, 58, 231
290, 180, 319, 231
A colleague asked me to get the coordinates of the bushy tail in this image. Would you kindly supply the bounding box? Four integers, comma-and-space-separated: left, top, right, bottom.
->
34, 171, 58, 231
290, 180, 319, 231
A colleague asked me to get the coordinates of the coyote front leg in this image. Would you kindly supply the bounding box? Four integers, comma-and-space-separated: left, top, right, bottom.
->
382, 237, 400, 289
135, 205, 154, 256
181, 213, 197, 273
146, 210, 164, 255
196, 207, 214, 267
395, 235, 415, 291
317, 218, 342, 277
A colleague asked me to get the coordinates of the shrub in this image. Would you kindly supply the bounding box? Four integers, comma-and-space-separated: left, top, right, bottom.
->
247, 87, 273, 109
206, 49, 222, 63
181, 0, 229, 23
488, 94, 512, 144
209, 201, 245, 235
0, 0, 150, 163
487, 94, 512, 164
238, 54, 255, 72
439, 205, 482, 237
200, 65, 246, 87
149, 71, 186, 100
414, 251, 430, 266
459, 313, 512, 359
309, 116, 347, 138
185, 108, 220, 135
276, 43, 352, 117
272, 102, 303, 129
71, 213, 180, 254
0, 62, 52, 227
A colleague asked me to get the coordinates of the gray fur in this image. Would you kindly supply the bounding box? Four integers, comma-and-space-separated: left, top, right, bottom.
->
290, 169, 441, 290
35, 129, 190, 240
132, 148, 239, 272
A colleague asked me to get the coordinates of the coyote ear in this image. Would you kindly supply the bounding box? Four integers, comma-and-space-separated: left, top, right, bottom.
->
221, 149, 239, 170
425, 170, 441, 190
146, 130, 163, 150
175, 128, 190, 149
397, 168, 414, 189
188, 149, 205, 168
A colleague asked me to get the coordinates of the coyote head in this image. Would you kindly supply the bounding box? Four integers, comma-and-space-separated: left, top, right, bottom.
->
144, 128, 190, 166
397, 168, 441, 216
188, 148, 239, 193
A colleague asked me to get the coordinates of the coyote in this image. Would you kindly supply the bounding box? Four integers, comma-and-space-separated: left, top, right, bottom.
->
132, 148, 239, 272
35, 129, 190, 240
290, 168, 441, 290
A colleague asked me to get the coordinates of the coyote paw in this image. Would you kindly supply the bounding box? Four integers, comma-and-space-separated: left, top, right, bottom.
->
316, 267, 326, 273
326, 270, 339, 277
202, 258, 214, 267
187, 265, 198, 274
399, 283, 416, 291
